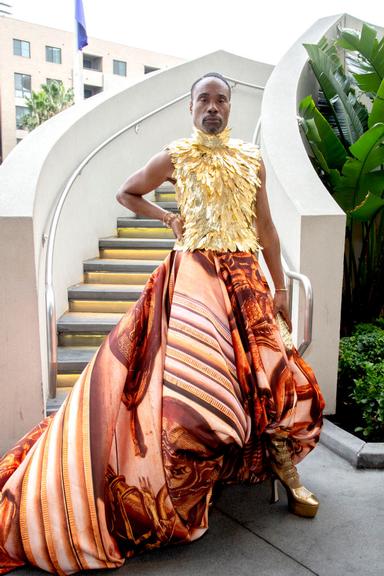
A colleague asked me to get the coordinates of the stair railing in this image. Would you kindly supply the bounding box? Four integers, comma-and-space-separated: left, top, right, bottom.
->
44, 75, 311, 400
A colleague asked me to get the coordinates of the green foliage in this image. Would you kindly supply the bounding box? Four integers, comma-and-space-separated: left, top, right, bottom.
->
21, 81, 74, 131
299, 95, 347, 173
336, 23, 384, 95
303, 39, 368, 147
338, 322, 384, 441
352, 362, 384, 440
299, 23, 384, 334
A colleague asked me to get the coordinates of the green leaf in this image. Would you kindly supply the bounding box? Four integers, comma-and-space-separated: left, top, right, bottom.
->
349, 122, 384, 161
333, 123, 384, 211
369, 78, 384, 127
336, 23, 384, 94
303, 41, 368, 146
350, 192, 384, 221
298, 95, 347, 170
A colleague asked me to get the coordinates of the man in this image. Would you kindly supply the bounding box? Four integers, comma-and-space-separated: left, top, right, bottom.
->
116, 71, 324, 518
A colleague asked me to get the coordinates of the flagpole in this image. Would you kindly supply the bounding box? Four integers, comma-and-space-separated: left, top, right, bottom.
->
73, 26, 83, 104
73, 0, 88, 104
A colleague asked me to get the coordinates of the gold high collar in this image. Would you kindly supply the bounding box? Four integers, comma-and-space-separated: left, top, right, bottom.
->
191, 126, 231, 149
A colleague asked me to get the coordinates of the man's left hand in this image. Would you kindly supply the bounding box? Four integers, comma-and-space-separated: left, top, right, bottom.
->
273, 291, 292, 332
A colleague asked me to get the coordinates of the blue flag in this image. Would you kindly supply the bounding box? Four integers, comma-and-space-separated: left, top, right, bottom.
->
75, 0, 88, 50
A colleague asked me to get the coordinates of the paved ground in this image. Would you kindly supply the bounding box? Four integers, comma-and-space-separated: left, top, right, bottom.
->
14, 442, 384, 576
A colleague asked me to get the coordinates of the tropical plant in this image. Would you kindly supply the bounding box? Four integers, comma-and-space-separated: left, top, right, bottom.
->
298, 23, 384, 334
338, 321, 384, 441
21, 81, 74, 131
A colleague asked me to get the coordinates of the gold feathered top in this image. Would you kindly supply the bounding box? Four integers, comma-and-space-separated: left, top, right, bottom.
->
165, 126, 262, 253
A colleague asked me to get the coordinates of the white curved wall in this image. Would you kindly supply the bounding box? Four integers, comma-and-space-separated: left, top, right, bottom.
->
261, 13, 383, 413
0, 50, 272, 453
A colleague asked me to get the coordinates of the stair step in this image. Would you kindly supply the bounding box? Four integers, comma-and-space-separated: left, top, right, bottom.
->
99, 237, 175, 249
83, 258, 162, 272
83, 272, 151, 285
59, 333, 107, 347
117, 218, 166, 227
68, 283, 144, 300
99, 248, 171, 260
116, 218, 174, 238
68, 283, 142, 312
155, 191, 176, 202
69, 300, 136, 313
154, 201, 177, 210
98, 238, 174, 260
83, 258, 159, 284
46, 389, 73, 415
58, 346, 98, 372
156, 183, 175, 193
118, 227, 174, 238
57, 312, 123, 333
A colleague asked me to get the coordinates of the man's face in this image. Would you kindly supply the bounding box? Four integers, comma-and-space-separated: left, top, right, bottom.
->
190, 77, 231, 135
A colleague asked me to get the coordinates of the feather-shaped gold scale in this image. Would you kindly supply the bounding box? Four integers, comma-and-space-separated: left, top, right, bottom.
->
165, 127, 263, 253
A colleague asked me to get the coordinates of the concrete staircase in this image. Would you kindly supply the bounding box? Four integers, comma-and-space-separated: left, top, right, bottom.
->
47, 183, 176, 413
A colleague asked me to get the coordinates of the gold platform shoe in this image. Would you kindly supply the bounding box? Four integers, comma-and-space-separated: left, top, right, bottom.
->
267, 434, 319, 518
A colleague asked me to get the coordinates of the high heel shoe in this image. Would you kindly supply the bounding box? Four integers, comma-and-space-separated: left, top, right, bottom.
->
267, 434, 319, 518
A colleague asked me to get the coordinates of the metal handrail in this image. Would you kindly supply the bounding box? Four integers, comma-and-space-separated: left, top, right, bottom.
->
252, 116, 262, 145
283, 263, 313, 355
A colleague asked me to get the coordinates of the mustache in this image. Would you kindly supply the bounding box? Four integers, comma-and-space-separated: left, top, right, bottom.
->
203, 116, 222, 122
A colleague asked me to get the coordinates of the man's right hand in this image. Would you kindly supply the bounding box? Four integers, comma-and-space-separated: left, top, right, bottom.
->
171, 215, 184, 241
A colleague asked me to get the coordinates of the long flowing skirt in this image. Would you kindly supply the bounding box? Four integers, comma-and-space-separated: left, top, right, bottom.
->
0, 250, 325, 575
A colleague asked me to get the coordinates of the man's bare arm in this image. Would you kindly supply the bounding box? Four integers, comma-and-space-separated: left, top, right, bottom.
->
256, 157, 292, 329
116, 150, 175, 222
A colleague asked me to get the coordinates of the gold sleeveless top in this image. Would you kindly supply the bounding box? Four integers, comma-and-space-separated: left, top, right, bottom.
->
165, 126, 262, 252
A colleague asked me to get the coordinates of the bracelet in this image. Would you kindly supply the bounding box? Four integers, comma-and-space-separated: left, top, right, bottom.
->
275, 288, 288, 292
162, 212, 178, 228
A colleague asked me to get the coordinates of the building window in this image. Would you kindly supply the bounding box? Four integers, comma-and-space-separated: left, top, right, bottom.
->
83, 54, 102, 71
15, 106, 28, 129
113, 59, 127, 76
84, 85, 102, 99
46, 46, 62, 64
144, 65, 160, 74
13, 39, 30, 58
14, 73, 31, 98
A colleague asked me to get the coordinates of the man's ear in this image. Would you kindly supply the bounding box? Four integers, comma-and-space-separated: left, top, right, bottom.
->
189, 100, 193, 114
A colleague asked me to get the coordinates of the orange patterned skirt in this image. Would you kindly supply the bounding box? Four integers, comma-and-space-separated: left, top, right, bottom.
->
0, 250, 324, 574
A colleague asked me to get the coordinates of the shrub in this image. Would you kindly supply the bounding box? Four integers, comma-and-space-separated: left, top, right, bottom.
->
352, 362, 384, 441
337, 321, 384, 441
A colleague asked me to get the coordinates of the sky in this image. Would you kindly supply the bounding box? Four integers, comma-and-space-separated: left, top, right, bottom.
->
4, 1, 383, 65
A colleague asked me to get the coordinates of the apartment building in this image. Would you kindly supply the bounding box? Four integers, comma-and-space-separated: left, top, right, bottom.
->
0, 16, 184, 162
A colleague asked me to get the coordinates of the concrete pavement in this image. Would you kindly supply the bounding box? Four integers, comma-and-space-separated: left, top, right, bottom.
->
14, 442, 384, 576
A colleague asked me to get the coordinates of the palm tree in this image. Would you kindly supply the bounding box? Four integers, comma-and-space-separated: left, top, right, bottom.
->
21, 81, 74, 131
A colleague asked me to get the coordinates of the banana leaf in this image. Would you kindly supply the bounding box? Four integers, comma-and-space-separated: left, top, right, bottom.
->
350, 192, 384, 221
333, 123, 384, 211
303, 42, 368, 146
299, 95, 347, 170
369, 78, 384, 128
336, 23, 384, 95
